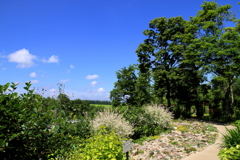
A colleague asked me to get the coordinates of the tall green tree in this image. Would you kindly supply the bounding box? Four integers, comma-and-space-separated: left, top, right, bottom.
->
110, 65, 151, 107
136, 16, 200, 109
191, 1, 239, 119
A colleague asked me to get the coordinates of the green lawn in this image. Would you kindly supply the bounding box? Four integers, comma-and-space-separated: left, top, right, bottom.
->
90, 104, 112, 108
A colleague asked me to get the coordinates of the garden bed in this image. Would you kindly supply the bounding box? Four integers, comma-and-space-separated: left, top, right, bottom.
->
130, 120, 218, 160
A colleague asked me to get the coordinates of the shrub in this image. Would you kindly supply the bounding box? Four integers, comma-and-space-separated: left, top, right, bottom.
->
120, 104, 173, 139
144, 104, 173, 129
71, 99, 102, 119
221, 124, 240, 149
67, 118, 90, 138
218, 145, 240, 160
118, 106, 146, 139
0, 82, 77, 159
134, 104, 173, 137
70, 128, 125, 160
232, 120, 240, 127
91, 109, 133, 138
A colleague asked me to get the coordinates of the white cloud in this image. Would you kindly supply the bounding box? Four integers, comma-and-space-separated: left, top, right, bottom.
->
97, 87, 105, 92
29, 72, 37, 77
30, 80, 39, 84
70, 65, 74, 69
49, 88, 56, 92
2, 68, 6, 70
86, 74, 99, 79
91, 81, 97, 86
42, 55, 59, 63
8, 49, 37, 68
60, 79, 70, 83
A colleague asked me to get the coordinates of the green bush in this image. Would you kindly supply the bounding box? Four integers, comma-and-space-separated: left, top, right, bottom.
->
218, 145, 240, 160
221, 124, 240, 149
70, 127, 125, 160
71, 99, 101, 119
120, 104, 173, 139
67, 118, 90, 138
0, 82, 77, 159
232, 120, 240, 127
118, 106, 145, 139
91, 109, 133, 138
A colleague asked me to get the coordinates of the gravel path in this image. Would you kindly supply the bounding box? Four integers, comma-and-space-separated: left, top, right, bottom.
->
182, 123, 235, 160
129, 120, 235, 160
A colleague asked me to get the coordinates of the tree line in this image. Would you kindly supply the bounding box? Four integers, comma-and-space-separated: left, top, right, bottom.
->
110, 1, 240, 121
88, 100, 111, 105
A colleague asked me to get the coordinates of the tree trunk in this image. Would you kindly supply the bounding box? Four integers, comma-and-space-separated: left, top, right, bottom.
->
224, 87, 231, 120
231, 84, 234, 105
185, 103, 191, 118
196, 100, 203, 118
166, 80, 171, 108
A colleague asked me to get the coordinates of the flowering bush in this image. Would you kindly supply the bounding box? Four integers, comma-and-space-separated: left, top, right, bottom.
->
91, 109, 133, 138
144, 104, 173, 129
118, 104, 173, 138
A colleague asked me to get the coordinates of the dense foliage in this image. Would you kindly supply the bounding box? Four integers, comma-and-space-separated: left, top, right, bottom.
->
218, 121, 240, 158
119, 104, 173, 139
88, 100, 112, 105
111, 1, 240, 121
221, 124, 240, 149
218, 145, 240, 160
70, 128, 125, 160
0, 82, 76, 159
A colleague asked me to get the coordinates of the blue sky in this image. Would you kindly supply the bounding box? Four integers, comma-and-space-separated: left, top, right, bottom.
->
0, 0, 239, 100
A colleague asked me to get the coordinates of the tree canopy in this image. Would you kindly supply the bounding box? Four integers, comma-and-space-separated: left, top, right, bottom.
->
111, 1, 240, 120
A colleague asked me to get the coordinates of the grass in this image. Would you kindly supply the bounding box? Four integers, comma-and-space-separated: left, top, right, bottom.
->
90, 104, 112, 108
221, 124, 240, 148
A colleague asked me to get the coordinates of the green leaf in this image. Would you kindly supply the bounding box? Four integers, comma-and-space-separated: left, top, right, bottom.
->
2, 83, 10, 92
9, 134, 18, 141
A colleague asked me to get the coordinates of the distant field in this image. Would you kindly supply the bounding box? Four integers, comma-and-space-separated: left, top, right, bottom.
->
90, 104, 112, 108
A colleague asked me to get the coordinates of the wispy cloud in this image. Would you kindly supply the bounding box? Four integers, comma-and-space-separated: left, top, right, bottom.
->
42, 55, 59, 63
30, 80, 39, 84
29, 72, 37, 77
2, 68, 6, 70
97, 87, 105, 92
86, 74, 99, 80
49, 88, 56, 92
67, 64, 74, 73
8, 49, 37, 68
91, 81, 97, 86
60, 79, 70, 83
